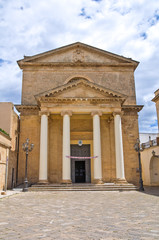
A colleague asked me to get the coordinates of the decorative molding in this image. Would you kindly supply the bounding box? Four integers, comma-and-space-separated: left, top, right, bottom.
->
122, 105, 143, 116
35, 79, 127, 103
73, 49, 85, 63
15, 105, 39, 115
152, 90, 159, 103
17, 42, 139, 70
18, 62, 136, 70
0, 141, 11, 149
113, 110, 122, 117
64, 75, 94, 84
39, 97, 125, 104
0, 131, 11, 140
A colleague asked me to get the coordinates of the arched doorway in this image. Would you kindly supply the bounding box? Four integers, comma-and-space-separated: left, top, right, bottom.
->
150, 156, 159, 185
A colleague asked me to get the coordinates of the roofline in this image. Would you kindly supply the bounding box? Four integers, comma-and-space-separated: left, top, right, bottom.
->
17, 42, 139, 68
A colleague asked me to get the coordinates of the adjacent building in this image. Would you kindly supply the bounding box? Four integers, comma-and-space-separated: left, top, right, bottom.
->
0, 102, 19, 189
0, 130, 11, 190
140, 89, 159, 186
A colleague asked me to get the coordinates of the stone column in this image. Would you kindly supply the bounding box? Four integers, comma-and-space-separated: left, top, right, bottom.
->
92, 111, 103, 184
113, 112, 126, 182
39, 113, 49, 182
61, 110, 72, 183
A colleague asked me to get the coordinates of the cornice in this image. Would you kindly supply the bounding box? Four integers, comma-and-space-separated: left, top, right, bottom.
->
0, 141, 11, 149
39, 97, 125, 104
17, 42, 139, 69
15, 105, 39, 114
0, 131, 11, 140
18, 61, 136, 70
122, 105, 143, 112
152, 94, 159, 103
35, 78, 127, 101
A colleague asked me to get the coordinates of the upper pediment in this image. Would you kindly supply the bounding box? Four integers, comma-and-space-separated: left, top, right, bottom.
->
18, 42, 139, 69
35, 78, 127, 104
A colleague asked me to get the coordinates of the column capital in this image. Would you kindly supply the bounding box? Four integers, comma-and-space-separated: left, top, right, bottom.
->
39, 111, 50, 116
113, 110, 123, 117
61, 110, 72, 116
91, 110, 102, 117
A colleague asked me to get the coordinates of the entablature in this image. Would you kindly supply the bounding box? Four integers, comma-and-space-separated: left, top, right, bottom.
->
15, 105, 39, 115
122, 105, 143, 116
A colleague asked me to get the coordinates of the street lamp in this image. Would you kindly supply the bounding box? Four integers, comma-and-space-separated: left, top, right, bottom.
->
22, 138, 34, 192
134, 138, 144, 191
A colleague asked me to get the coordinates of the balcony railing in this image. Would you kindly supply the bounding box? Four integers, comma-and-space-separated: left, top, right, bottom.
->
141, 137, 159, 150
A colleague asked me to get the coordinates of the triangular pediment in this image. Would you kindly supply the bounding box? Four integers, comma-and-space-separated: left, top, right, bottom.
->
35, 78, 127, 103
18, 42, 139, 69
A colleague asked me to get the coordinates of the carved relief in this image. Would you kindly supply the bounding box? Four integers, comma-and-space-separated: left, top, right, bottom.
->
73, 48, 85, 63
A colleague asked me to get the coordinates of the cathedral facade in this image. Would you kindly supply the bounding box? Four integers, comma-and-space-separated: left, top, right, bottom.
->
16, 42, 142, 186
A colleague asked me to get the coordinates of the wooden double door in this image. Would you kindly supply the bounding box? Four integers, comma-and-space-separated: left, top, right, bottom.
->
71, 144, 91, 183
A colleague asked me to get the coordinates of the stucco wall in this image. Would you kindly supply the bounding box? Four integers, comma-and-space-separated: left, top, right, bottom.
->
0, 132, 11, 190
141, 145, 159, 186
0, 102, 12, 135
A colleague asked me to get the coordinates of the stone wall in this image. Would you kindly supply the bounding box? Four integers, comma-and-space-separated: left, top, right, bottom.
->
22, 67, 136, 106
17, 44, 140, 186
18, 115, 40, 185
17, 113, 139, 185
122, 113, 140, 185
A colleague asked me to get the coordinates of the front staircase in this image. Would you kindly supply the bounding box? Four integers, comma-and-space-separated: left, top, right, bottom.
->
29, 183, 138, 192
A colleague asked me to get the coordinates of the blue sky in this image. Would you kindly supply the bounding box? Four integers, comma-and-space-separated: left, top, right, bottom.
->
0, 0, 159, 133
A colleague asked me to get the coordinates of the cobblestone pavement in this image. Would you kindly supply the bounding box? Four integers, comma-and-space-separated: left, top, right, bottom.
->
0, 188, 159, 240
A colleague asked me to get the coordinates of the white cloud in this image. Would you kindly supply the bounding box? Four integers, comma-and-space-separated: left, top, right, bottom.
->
0, 0, 159, 132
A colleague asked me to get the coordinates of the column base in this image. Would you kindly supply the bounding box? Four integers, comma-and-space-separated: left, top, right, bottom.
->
61, 179, 72, 184
38, 180, 49, 185
114, 178, 128, 184
93, 179, 104, 184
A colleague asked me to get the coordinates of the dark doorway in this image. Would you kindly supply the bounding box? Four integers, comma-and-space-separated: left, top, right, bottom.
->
75, 161, 85, 183
71, 144, 91, 183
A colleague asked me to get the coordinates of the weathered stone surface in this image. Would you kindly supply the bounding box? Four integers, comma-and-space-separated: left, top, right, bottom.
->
16, 43, 142, 186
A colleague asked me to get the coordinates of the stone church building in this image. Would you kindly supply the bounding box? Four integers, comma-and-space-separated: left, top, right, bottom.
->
16, 42, 143, 186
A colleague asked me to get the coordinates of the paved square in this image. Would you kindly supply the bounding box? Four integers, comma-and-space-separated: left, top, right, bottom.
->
0, 188, 159, 240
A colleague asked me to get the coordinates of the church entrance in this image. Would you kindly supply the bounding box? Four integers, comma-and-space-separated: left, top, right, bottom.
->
71, 144, 91, 183
75, 161, 85, 183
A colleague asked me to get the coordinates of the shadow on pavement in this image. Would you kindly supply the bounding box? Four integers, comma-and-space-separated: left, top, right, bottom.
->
141, 186, 159, 196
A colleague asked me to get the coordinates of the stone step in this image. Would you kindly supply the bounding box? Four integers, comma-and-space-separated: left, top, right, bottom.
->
29, 188, 138, 191
29, 185, 137, 189
29, 183, 138, 192
31, 183, 136, 187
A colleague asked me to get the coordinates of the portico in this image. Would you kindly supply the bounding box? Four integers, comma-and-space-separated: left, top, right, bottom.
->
38, 94, 126, 184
